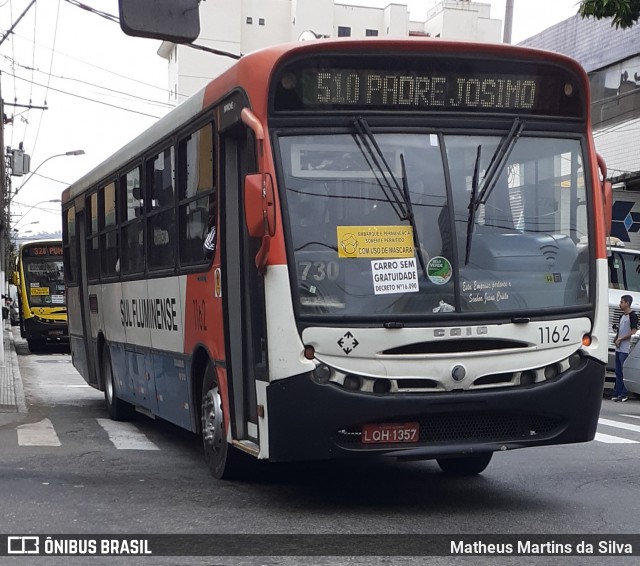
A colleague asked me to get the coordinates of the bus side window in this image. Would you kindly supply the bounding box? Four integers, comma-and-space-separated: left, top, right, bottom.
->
148, 147, 176, 270
178, 122, 215, 265
121, 166, 145, 274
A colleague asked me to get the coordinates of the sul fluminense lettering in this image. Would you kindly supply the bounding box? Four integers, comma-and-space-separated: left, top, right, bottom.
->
120, 298, 178, 331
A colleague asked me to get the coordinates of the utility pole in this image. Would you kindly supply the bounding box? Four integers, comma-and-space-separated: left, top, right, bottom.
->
1, 74, 7, 295
0, 0, 38, 357
503, 0, 514, 44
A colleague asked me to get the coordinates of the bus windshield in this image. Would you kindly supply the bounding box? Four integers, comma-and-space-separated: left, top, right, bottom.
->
24, 257, 66, 308
279, 131, 589, 318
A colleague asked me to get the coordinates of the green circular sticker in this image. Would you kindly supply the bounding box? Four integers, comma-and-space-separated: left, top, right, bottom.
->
427, 256, 452, 285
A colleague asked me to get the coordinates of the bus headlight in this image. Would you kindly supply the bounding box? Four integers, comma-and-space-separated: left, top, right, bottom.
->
312, 364, 332, 384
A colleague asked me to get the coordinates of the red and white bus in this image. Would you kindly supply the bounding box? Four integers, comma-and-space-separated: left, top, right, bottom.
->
62, 38, 611, 479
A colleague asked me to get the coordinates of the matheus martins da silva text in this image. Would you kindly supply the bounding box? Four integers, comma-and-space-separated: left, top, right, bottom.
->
450, 539, 633, 555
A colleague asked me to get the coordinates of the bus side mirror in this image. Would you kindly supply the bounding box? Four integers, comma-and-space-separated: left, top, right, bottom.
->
597, 153, 612, 236
244, 173, 276, 272
603, 179, 612, 236
118, 0, 200, 43
12, 271, 19, 287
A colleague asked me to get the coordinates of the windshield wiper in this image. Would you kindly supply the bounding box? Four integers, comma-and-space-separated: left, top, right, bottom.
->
352, 117, 427, 278
465, 144, 482, 265
400, 153, 428, 277
464, 117, 525, 265
353, 118, 409, 220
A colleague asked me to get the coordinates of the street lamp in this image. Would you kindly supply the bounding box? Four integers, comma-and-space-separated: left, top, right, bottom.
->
11, 225, 38, 245
11, 149, 85, 201
12, 199, 62, 229
12, 221, 40, 235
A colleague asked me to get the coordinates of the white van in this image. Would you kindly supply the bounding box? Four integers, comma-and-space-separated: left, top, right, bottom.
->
607, 243, 640, 370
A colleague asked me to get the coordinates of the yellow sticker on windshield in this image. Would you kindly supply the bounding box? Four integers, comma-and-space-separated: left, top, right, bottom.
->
30, 287, 50, 296
337, 226, 414, 258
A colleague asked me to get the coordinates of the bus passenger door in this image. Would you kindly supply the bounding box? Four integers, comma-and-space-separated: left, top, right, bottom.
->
220, 124, 267, 446
74, 208, 98, 387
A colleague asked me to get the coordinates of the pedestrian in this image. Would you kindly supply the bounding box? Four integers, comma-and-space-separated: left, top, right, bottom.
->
613, 294, 638, 402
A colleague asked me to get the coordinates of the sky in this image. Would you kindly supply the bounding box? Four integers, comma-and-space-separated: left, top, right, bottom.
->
0, 0, 583, 235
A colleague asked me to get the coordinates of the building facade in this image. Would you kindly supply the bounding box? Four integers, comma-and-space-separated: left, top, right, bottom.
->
158, 0, 502, 104
521, 15, 640, 192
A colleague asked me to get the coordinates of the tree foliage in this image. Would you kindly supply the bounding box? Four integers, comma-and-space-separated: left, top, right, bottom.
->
579, 0, 640, 29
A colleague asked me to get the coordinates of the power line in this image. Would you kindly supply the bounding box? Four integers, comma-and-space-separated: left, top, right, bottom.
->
3, 55, 174, 109
29, 0, 63, 160
3, 70, 164, 119
6, 30, 174, 98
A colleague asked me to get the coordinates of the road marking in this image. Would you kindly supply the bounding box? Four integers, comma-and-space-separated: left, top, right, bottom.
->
598, 417, 640, 434
595, 432, 638, 443
96, 418, 159, 450
17, 418, 61, 446
621, 414, 640, 420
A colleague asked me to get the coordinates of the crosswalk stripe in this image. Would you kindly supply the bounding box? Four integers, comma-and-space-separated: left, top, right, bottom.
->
17, 418, 61, 446
598, 417, 640, 434
595, 432, 638, 444
621, 414, 640, 421
96, 418, 159, 450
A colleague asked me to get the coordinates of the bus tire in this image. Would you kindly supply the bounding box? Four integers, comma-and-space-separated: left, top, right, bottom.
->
102, 347, 134, 421
436, 453, 493, 476
27, 339, 43, 353
201, 363, 244, 479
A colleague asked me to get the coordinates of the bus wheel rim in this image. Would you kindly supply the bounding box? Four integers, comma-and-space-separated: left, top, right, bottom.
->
202, 386, 223, 455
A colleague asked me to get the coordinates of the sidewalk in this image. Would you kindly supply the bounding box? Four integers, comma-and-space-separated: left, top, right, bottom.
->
0, 321, 27, 415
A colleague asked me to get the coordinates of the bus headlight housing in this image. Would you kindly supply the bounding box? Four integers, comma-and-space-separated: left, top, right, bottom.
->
312, 363, 332, 384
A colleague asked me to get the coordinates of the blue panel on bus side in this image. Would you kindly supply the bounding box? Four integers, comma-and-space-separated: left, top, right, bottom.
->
110, 342, 134, 404
153, 352, 193, 431
124, 348, 158, 413
70, 336, 92, 385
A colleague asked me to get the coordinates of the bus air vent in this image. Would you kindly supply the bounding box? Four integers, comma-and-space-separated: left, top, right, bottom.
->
382, 339, 528, 355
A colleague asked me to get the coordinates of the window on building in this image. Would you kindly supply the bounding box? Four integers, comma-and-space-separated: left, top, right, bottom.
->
246, 17, 253, 24
366, 29, 378, 36
338, 26, 351, 37
259, 18, 265, 26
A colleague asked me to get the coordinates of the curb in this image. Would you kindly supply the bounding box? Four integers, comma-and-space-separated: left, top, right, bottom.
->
8, 326, 27, 413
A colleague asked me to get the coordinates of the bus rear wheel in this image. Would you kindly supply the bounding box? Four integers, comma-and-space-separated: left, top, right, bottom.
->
201, 363, 244, 479
102, 346, 134, 421
436, 453, 493, 476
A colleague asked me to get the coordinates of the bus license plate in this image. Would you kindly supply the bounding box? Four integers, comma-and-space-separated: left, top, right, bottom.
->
361, 422, 419, 444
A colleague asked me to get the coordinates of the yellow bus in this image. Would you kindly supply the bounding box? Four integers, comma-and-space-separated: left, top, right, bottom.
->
13, 239, 68, 352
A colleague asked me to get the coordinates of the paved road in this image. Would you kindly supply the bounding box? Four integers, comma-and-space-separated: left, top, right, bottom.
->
1, 327, 640, 565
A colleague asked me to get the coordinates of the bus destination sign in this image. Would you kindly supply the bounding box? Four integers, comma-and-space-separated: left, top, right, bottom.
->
273, 56, 583, 117
308, 70, 537, 110
25, 244, 63, 257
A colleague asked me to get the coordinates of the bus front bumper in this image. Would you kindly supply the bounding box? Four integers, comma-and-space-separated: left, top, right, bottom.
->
23, 318, 69, 344
265, 357, 605, 463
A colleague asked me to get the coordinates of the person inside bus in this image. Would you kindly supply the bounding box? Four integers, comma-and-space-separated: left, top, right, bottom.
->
613, 294, 638, 402
203, 198, 217, 259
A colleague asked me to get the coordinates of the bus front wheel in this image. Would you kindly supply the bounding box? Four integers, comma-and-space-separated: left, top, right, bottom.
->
27, 339, 43, 353
102, 347, 134, 421
201, 363, 244, 480
436, 453, 493, 476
